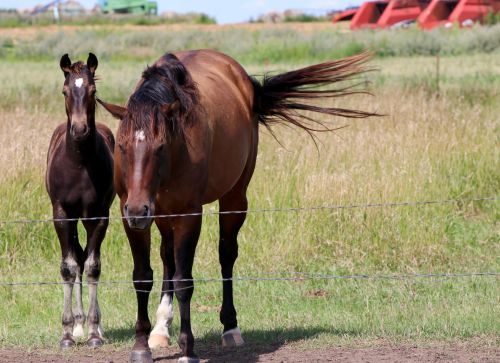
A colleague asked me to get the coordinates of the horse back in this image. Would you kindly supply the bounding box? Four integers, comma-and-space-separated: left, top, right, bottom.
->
96, 122, 115, 155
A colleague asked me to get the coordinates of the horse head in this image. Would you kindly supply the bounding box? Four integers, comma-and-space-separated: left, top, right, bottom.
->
98, 54, 197, 230
60, 53, 98, 142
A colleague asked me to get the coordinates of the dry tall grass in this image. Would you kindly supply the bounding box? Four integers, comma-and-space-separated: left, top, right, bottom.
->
0, 53, 497, 272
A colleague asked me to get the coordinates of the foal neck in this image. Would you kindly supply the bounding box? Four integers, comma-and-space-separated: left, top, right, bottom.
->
65, 115, 98, 161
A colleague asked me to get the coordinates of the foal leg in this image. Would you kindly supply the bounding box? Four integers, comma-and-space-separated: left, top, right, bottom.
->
53, 205, 82, 349
72, 263, 85, 339
83, 217, 109, 347
171, 211, 202, 362
219, 192, 247, 347
149, 222, 175, 349
125, 223, 154, 363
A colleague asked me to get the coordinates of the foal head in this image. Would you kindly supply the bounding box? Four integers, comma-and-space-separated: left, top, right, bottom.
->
60, 53, 98, 142
98, 53, 197, 230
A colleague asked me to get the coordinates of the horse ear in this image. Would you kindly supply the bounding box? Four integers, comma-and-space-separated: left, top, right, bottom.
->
87, 52, 98, 75
162, 100, 181, 118
97, 98, 126, 120
60, 54, 71, 76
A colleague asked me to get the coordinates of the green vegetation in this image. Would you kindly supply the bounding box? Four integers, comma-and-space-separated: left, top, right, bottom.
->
0, 27, 498, 349
283, 14, 330, 23
484, 11, 500, 26
0, 12, 216, 28
1, 23, 499, 65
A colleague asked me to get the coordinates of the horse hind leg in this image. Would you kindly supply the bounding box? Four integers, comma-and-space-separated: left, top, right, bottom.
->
72, 267, 86, 339
149, 224, 175, 350
83, 218, 108, 348
218, 191, 248, 348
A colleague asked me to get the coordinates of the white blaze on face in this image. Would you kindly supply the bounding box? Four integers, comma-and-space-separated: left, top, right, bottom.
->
75, 78, 84, 88
135, 130, 146, 144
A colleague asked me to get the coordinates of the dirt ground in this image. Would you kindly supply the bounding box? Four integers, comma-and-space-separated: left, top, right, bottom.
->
1, 343, 498, 363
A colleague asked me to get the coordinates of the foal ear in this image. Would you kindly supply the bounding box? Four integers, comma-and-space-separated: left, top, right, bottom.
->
161, 100, 181, 118
60, 54, 72, 77
97, 98, 126, 120
87, 52, 98, 75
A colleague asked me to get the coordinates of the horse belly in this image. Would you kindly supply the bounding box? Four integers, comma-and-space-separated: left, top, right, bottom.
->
202, 116, 254, 204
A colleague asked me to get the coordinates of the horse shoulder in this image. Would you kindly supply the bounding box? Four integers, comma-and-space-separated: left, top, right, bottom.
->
46, 123, 68, 194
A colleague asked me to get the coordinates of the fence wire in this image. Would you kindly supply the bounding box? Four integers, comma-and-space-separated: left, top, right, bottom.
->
0, 196, 497, 225
1, 272, 498, 293
0, 196, 498, 293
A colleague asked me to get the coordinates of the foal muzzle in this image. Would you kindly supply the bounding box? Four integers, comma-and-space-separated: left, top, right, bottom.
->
70, 121, 89, 141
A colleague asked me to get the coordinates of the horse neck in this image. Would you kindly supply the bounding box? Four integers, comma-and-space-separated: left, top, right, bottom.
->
65, 113, 98, 162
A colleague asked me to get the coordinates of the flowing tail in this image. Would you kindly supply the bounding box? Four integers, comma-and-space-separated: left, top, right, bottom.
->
251, 52, 378, 136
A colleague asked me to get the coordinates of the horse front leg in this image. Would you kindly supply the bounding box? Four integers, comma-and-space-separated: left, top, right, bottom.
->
82, 217, 109, 347
124, 222, 154, 363
219, 193, 247, 347
149, 221, 175, 349
52, 204, 83, 349
171, 211, 202, 363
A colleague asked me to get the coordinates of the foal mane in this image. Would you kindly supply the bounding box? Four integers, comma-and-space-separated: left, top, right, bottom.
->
68, 61, 85, 74
118, 53, 198, 144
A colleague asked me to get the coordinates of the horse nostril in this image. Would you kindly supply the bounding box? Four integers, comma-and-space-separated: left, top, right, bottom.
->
143, 205, 149, 216
124, 204, 129, 213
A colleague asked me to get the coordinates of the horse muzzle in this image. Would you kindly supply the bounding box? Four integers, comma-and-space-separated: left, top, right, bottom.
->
124, 203, 153, 230
70, 121, 90, 141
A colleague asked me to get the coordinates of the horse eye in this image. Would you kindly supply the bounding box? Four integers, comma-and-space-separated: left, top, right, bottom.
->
62, 90, 68, 97
118, 144, 126, 153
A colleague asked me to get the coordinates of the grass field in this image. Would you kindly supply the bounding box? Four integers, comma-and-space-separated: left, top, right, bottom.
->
0, 25, 498, 352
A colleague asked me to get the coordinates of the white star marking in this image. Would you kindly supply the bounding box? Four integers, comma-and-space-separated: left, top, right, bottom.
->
135, 130, 145, 142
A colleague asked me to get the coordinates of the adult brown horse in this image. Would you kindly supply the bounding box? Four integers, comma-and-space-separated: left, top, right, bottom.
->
46, 53, 115, 349
98, 50, 375, 363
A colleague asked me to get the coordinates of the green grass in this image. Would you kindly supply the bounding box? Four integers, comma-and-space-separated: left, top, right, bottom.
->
1, 23, 500, 63
0, 50, 498, 349
0, 12, 217, 28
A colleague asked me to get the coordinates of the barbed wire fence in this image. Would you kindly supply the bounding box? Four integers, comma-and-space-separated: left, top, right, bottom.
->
0, 196, 497, 224
0, 195, 498, 293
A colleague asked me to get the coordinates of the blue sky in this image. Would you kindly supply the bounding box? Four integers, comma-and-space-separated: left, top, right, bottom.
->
1, 0, 364, 24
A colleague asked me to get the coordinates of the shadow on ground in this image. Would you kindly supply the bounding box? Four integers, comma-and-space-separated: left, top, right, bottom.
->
114, 326, 362, 362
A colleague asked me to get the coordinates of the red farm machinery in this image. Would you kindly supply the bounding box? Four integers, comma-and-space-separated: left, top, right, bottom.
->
333, 0, 500, 29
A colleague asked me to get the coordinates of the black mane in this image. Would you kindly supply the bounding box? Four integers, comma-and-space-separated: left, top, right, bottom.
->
118, 53, 198, 143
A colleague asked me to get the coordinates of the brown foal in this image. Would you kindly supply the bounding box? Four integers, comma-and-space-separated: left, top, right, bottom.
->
46, 53, 115, 349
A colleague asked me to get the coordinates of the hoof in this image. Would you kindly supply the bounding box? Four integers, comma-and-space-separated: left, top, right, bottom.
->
148, 334, 170, 349
59, 338, 75, 349
221, 327, 244, 348
130, 350, 153, 363
178, 357, 200, 363
73, 324, 84, 338
87, 335, 104, 348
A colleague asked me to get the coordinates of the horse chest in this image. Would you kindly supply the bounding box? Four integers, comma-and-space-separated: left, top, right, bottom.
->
50, 162, 109, 209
